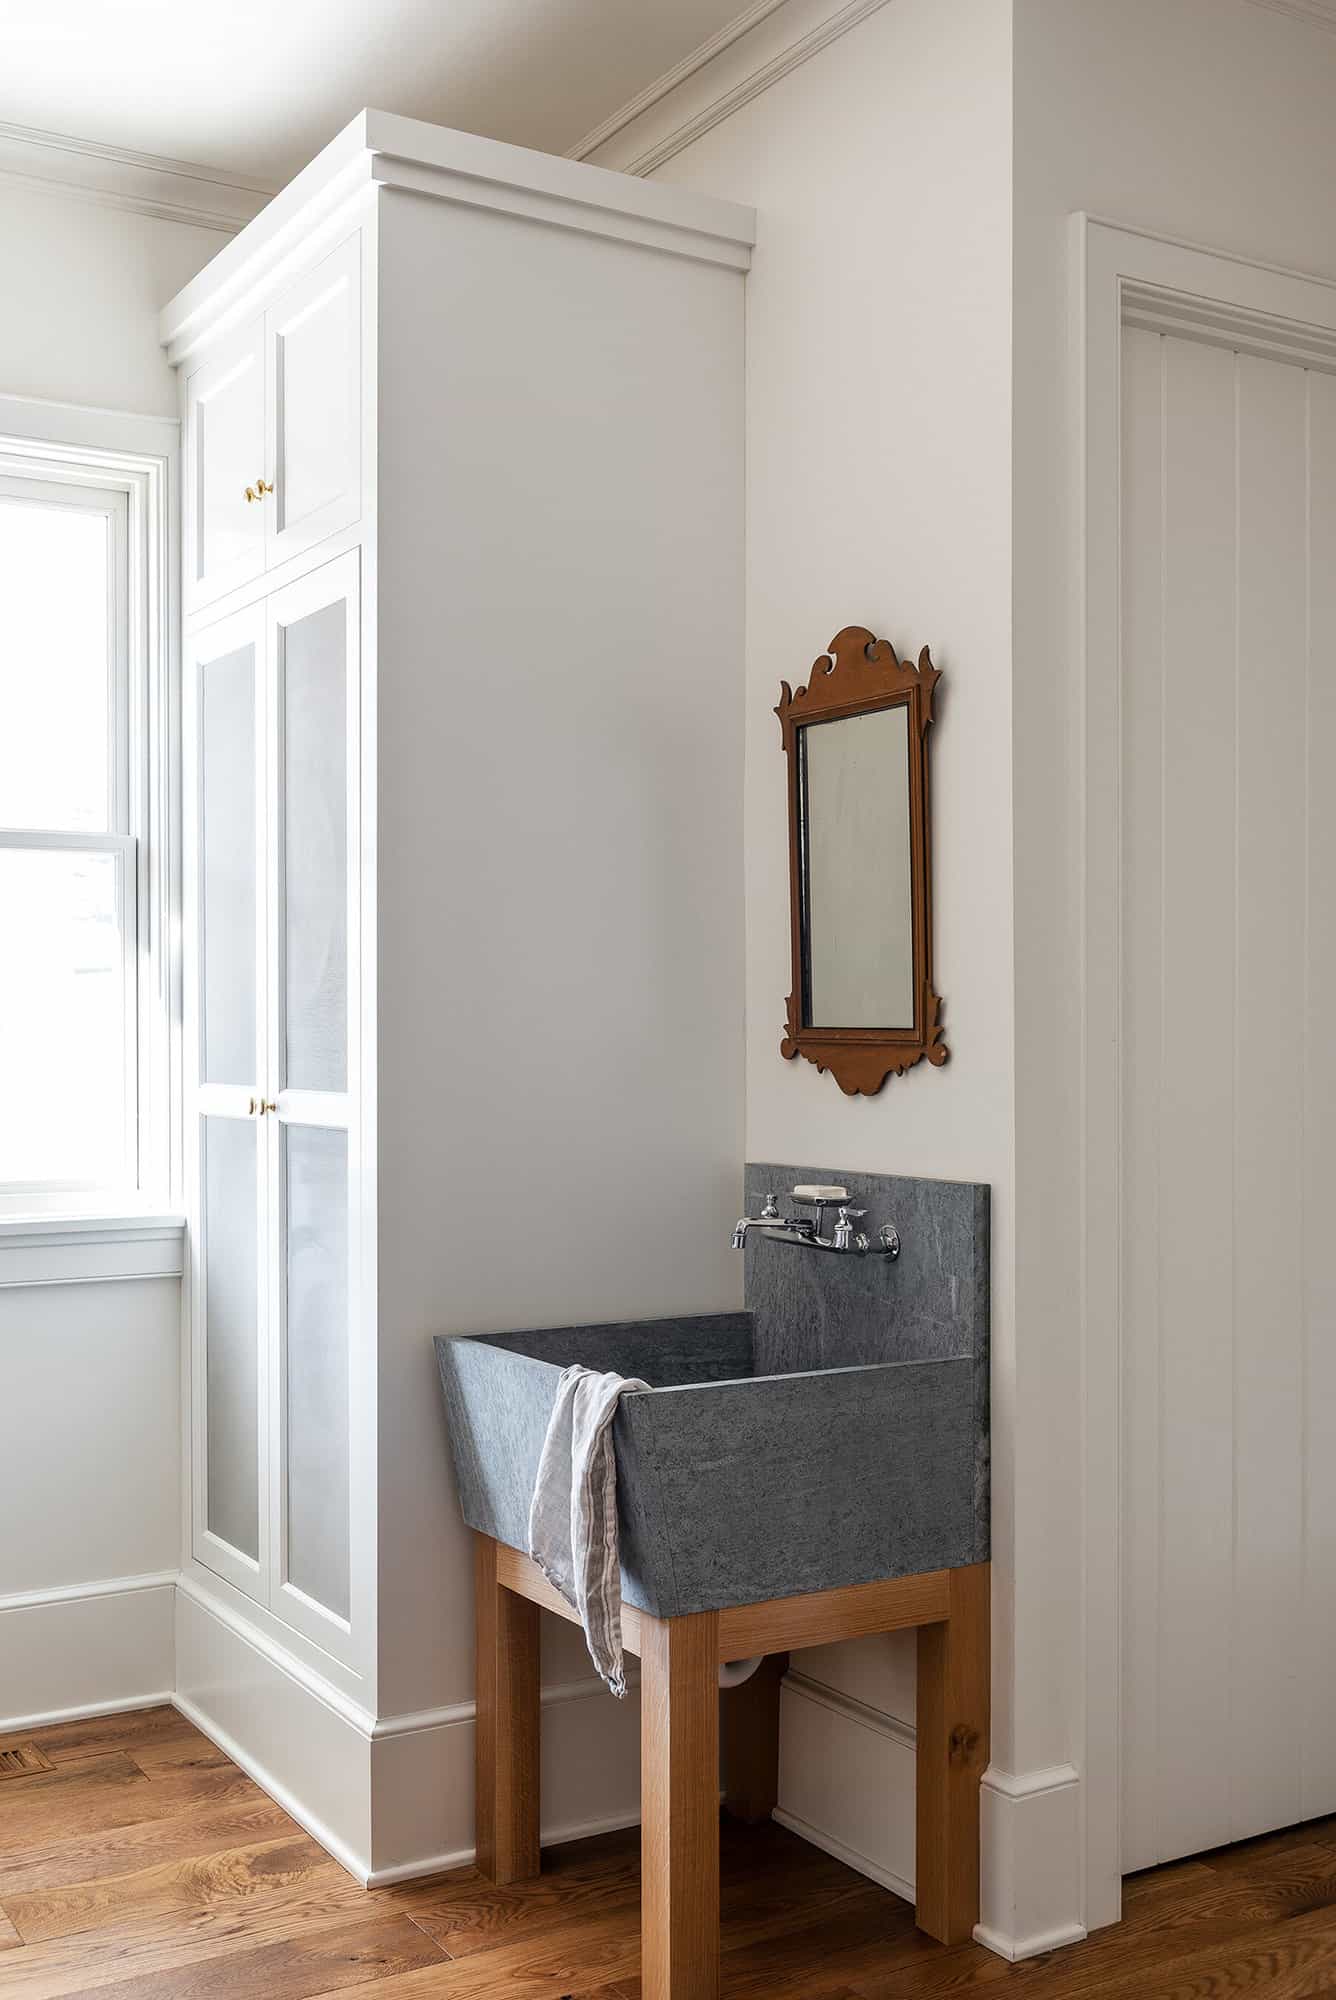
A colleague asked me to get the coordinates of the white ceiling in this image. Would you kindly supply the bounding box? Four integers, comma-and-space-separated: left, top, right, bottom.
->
1, 0, 752, 192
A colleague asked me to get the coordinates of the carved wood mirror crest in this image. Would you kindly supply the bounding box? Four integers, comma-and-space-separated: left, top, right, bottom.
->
775, 624, 948, 1096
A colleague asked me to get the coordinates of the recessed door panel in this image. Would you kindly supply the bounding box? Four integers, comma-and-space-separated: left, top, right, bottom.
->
199, 637, 260, 1088
283, 1123, 349, 1622
186, 322, 266, 610
268, 235, 361, 569
202, 1113, 262, 1567
281, 597, 347, 1093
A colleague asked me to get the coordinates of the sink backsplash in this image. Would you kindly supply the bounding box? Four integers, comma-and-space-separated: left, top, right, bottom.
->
744, 1161, 990, 1529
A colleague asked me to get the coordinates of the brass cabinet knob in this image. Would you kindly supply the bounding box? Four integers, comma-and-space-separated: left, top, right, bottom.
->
244, 478, 274, 503
261, 1100, 278, 1115
247, 1096, 259, 1116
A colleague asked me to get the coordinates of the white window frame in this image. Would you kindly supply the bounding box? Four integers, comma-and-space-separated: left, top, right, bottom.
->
0, 396, 180, 1223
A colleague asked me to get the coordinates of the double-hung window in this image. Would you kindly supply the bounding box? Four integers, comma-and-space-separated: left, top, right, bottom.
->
0, 466, 142, 1206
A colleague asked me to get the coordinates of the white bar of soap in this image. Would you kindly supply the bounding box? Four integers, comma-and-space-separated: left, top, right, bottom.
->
792, 1183, 848, 1202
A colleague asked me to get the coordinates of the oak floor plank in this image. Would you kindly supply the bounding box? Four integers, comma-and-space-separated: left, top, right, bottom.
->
1, 1761, 275, 1855
127, 1736, 232, 1779
3, 1832, 353, 1946
303, 1904, 647, 1998
0, 1790, 297, 1897
0, 1908, 22, 1951
4, 1710, 191, 1767
0, 1884, 396, 2000
49, 1912, 448, 2000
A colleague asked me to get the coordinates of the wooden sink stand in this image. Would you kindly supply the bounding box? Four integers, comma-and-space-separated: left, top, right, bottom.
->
474, 1533, 990, 2000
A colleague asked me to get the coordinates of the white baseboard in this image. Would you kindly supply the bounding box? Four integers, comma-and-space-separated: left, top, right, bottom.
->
175, 1575, 644, 1887
777, 1674, 1087, 1963
773, 1805, 914, 1903
1, 1688, 175, 1735
0, 1570, 176, 1734
777, 1670, 917, 1900
977, 1763, 1087, 1960
363, 1807, 644, 1888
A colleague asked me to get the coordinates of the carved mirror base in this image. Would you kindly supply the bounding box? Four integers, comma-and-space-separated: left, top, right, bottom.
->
781, 991, 949, 1096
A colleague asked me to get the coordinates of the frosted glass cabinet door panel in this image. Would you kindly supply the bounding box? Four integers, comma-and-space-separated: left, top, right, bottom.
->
200, 641, 258, 1087
185, 321, 266, 610
267, 235, 361, 570
284, 1124, 349, 1621
203, 1115, 261, 1565
282, 598, 347, 1092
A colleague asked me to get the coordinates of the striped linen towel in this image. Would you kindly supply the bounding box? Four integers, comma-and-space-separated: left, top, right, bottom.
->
527, 1364, 649, 1697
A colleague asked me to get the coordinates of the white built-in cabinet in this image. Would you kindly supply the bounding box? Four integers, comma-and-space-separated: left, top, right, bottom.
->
164, 112, 751, 1789
181, 220, 365, 1676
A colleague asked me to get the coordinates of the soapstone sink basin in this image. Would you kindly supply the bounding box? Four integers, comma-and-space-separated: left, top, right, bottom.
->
436, 1193, 989, 1615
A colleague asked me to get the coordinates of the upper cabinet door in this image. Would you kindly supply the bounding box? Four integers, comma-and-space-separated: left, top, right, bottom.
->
185, 321, 267, 612
266, 235, 362, 572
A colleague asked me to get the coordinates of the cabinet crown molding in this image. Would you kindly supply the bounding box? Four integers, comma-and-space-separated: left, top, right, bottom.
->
159, 107, 755, 366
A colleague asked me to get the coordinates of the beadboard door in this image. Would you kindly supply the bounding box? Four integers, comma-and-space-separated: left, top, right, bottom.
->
1119, 323, 1336, 1870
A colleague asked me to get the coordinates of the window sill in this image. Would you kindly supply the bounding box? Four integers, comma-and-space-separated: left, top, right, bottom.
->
0, 1209, 186, 1288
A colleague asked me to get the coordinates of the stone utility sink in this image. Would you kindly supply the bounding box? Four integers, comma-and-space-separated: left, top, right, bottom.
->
436, 1165, 989, 1616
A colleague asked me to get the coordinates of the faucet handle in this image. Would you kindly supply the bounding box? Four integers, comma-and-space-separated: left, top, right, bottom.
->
836, 1205, 867, 1221
760, 1192, 781, 1219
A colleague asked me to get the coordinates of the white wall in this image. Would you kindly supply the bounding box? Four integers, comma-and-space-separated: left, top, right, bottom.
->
0, 1277, 180, 1725
1010, 0, 1336, 1937
0, 185, 223, 416
590, 0, 1014, 1906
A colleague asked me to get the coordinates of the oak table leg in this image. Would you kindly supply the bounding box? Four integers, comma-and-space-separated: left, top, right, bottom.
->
720, 1651, 788, 1826
914, 1561, 990, 1944
474, 1533, 541, 1884
640, 1610, 721, 2000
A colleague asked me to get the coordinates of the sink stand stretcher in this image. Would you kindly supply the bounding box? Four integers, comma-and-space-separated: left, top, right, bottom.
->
473, 1532, 990, 2000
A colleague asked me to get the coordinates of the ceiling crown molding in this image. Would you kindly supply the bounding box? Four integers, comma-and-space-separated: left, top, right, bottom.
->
568, 0, 894, 176
1242, 0, 1336, 26
0, 120, 276, 233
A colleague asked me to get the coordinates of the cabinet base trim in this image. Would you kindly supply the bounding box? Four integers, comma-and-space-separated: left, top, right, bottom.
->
172, 1687, 371, 1884
176, 1571, 375, 1736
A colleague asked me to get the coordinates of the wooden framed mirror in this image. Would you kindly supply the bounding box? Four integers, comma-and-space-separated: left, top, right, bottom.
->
775, 624, 948, 1095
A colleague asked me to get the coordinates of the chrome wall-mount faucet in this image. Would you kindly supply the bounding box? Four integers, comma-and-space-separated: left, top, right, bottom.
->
731, 1184, 901, 1259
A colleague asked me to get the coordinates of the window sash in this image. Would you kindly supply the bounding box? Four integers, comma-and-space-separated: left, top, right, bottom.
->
0, 474, 129, 839
0, 458, 143, 1207
0, 829, 139, 1204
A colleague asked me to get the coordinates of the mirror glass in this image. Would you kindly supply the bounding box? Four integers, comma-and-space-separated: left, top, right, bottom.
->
798, 703, 914, 1029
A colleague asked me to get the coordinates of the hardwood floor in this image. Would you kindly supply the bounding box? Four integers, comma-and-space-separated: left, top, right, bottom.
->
4, 1707, 1336, 1997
